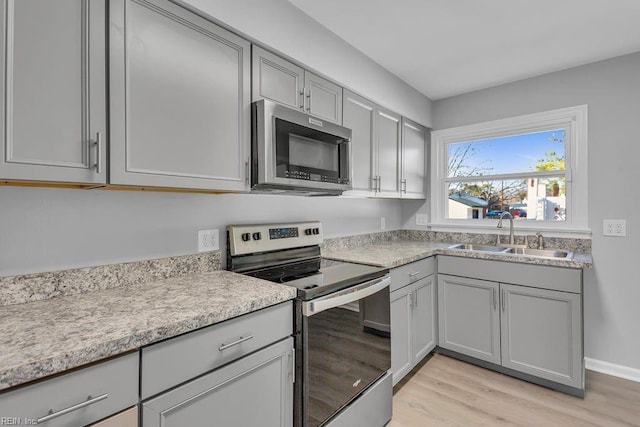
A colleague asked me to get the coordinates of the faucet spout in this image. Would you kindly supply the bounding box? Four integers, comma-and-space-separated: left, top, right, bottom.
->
497, 212, 515, 245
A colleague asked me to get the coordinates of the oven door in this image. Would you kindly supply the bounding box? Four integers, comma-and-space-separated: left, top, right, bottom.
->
299, 276, 391, 427
253, 99, 352, 194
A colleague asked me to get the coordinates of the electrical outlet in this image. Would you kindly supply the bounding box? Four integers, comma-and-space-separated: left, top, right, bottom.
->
198, 229, 219, 252
416, 214, 429, 226
603, 219, 626, 237
380, 217, 386, 231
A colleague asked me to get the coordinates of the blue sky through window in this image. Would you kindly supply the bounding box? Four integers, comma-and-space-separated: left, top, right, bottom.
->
448, 129, 565, 177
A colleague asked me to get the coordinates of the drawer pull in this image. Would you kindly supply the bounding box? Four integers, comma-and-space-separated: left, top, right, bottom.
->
36, 393, 108, 423
408, 271, 420, 277
219, 335, 254, 351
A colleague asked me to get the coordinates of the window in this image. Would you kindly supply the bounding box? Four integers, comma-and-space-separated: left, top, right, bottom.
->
431, 106, 589, 235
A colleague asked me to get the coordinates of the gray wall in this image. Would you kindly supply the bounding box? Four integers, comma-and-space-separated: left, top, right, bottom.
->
180, 0, 432, 127
432, 51, 640, 371
0, 187, 400, 276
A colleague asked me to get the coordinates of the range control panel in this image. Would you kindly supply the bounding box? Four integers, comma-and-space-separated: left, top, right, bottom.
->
227, 221, 323, 256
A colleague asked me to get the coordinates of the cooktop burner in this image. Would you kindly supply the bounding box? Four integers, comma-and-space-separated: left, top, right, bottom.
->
246, 258, 387, 300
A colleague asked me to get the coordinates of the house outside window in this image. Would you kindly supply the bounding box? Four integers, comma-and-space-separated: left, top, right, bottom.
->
430, 105, 589, 236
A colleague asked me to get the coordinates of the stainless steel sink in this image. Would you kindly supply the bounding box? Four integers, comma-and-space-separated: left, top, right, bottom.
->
506, 247, 573, 259
448, 243, 511, 253
448, 243, 573, 259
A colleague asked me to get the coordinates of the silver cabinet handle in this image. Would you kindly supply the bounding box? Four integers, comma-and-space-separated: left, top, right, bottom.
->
413, 290, 418, 308
501, 289, 506, 312
371, 176, 378, 192
409, 271, 420, 277
245, 160, 250, 185
306, 90, 311, 112
303, 276, 391, 317
299, 90, 305, 110
493, 288, 497, 311
402, 179, 407, 193
409, 290, 414, 308
94, 132, 102, 174
219, 335, 254, 351
377, 176, 382, 192
36, 394, 108, 424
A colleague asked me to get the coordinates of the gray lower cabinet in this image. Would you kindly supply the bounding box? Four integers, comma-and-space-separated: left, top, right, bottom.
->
142, 337, 294, 427
252, 45, 342, 124
500, 283, 582, 388
391, 271, 436, 385
109, 0, 251, 190
437, 274, 501, 364
0, 0, 107, 184
437, 256, 584, 392
0, 353, 138, 427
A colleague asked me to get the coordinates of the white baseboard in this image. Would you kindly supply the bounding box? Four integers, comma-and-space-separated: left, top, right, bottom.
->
585, 358, 640, 383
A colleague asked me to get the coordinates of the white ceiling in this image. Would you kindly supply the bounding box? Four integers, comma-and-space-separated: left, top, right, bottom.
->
287, 0, 640, 100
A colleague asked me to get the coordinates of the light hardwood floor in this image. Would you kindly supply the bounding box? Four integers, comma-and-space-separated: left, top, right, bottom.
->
389, 354, 640, 426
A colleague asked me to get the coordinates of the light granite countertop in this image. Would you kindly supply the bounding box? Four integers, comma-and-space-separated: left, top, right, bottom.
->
323, 240, 593, 269
0, 270, 296, 391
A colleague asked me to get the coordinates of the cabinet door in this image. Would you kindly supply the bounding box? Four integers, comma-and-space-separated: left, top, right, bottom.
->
438, 274, 500, 364
0, 0, 106, 184
376, 107, 401, 197
500, 283, 583, 388
252, 45, 304, 111
142, 337, 294, 427
110, 0, 250, 191
304, 71, 342, 124
342, 90, 376, 196
412, 275, 436, 363
390, 285, 412, 386
401, 118, 428, 199
90, 406, 137, 427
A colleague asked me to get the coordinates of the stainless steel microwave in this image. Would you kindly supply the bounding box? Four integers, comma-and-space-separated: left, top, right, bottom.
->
252, 99, 352, 196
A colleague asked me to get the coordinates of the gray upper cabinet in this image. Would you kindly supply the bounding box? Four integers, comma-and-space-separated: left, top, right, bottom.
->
376, 107, 401, 197
109, 0, 250, 191
438, 274, 501, 365
252, 45, 304, 111
342, 90, 376, 196
401, 118, 428, 199
0, 0, 107, 184
252, 46, 342, 124
501, 283, 583, 388
304, 71, 342, 124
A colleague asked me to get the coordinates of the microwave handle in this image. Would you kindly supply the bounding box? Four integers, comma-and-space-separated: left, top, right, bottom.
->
302, 276, 390, 317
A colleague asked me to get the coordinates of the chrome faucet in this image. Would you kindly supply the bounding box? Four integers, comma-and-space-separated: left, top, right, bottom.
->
497, 212, 515, 245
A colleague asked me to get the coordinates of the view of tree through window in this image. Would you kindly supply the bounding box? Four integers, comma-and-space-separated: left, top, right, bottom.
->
446, 130, 567, 221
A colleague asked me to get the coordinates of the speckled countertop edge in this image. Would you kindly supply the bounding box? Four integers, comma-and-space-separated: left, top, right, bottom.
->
322, 240, 593, 269
0, 270, 296, 391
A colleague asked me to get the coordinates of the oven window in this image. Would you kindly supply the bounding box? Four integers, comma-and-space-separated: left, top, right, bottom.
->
304, 287, 390, 426
289, 133, 339, 171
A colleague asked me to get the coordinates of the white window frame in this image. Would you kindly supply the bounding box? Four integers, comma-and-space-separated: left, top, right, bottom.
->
430, 105, 589, 237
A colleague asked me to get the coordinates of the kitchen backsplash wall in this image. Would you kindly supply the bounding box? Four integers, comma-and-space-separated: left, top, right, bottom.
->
0, 252, 221, 306
0, 187, 402, 277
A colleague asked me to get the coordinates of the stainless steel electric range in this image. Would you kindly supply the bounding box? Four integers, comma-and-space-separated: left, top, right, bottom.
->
227, 221, 392, 427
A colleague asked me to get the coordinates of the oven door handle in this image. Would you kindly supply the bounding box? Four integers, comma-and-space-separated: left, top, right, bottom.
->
302, 276, 391, 317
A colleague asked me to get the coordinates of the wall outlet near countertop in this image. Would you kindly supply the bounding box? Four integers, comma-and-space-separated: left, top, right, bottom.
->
416, 214, 429, 226
198, 229, 219, 252
603, 219, 626, 237
380, 217, 386, 230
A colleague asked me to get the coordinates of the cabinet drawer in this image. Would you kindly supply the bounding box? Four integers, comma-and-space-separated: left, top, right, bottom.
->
390, 257, 435, 291
141, 302, 293, 399
0, 353, 138, 427
142, 337, 294, 427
